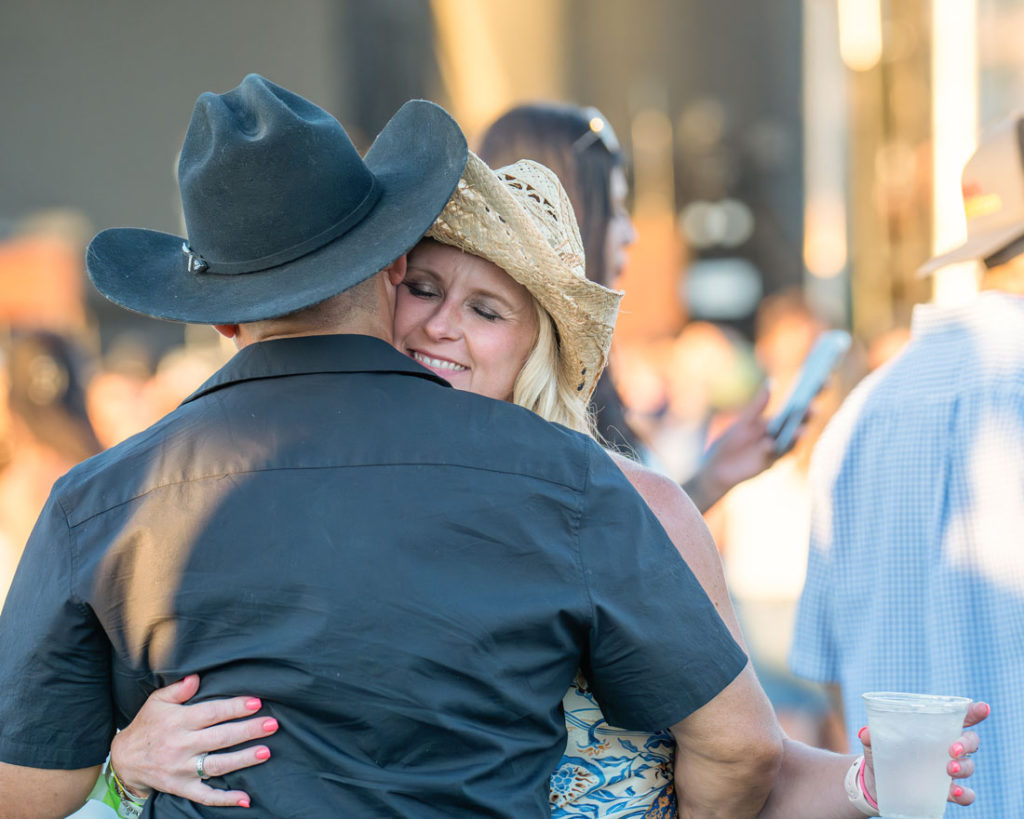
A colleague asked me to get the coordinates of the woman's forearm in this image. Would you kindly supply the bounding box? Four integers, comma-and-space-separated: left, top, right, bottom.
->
756, 739, 864, 819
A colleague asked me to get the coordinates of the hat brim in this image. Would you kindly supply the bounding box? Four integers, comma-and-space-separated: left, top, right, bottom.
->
87, 100, 467, 324
917, 222, 1024, 277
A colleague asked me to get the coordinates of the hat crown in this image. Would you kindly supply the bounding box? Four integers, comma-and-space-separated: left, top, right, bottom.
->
959, 116, 1024, 235
495, 160, 587, 281
85, 77, 468, 325
918, 113, 1024, 275
178, 74, 378, 273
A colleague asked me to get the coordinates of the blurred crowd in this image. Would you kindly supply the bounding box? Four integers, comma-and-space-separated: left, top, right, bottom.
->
0, 324, 230, 600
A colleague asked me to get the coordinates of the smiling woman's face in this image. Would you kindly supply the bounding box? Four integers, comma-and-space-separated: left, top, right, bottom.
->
393, 240, 539, 401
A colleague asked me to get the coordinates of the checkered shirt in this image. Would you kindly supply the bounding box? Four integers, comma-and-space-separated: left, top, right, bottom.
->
790, 292, 1024, 818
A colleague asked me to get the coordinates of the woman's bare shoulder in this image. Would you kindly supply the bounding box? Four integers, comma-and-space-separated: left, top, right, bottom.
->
606, 450, 701, 522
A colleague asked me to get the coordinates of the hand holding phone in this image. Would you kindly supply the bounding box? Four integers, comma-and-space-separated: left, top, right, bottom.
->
766, 329, 852, 454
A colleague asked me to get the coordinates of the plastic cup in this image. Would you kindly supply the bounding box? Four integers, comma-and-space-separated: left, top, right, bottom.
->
863, 692, 971, 819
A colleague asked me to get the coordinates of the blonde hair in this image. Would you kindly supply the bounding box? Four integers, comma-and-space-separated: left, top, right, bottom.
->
512, 299, 596, 437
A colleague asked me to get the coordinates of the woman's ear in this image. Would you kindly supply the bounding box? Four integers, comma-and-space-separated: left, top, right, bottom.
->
213, 324, 239, 340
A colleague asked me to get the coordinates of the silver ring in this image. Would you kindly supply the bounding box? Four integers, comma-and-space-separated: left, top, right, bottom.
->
195, 752, 211, 780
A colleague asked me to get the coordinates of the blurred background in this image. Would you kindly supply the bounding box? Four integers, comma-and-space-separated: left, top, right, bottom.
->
2, 0, 1023, 753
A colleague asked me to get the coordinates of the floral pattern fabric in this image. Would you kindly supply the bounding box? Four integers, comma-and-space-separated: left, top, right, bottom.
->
550, 673, 677, 818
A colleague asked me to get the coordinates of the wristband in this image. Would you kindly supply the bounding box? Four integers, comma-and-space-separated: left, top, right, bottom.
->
104, 762, 149, 819
843, 755, 880, 816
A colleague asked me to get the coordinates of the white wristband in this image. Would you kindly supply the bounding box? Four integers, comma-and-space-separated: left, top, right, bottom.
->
844, 755, 881, 817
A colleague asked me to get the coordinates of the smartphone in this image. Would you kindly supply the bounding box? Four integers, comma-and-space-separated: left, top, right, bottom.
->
766, 329, 852, 454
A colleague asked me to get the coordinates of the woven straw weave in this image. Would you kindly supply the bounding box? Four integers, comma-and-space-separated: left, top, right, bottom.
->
427, 152, 622, 401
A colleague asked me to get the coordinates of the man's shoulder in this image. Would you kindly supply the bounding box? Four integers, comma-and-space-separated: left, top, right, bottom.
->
55, 374, 607, 522
409, 384, 605, 487
47, 408, 185, 523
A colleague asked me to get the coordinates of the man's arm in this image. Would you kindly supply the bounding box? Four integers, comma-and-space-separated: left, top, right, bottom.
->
0, 495, 117, 800
669, 667, 783, 817
0, 762, 101, 819
604, 454, 784, 815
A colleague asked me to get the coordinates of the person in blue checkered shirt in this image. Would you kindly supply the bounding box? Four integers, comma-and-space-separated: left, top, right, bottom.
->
791, 112, 1024, 818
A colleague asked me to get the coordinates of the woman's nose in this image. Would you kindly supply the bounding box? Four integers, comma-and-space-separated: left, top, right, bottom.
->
424, 301, 461, 340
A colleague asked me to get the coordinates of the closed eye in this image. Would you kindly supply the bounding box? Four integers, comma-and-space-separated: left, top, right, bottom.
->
472, 304, 501, 321
403, 281, 439, 299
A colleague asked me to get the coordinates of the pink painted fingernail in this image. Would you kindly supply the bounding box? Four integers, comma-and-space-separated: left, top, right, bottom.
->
952, 742, 965, 757
255, 747, 271, 760
857, 726, 868, 741
950, 761, 961, 774
953, 787, 964, 798
981, 703, 991, 717
245, 697, 261, 711
262, 718, 279, 732
238, 798, 251, 808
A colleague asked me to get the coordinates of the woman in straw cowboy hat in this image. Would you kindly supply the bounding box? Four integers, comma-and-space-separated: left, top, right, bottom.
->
97, 153, 985, 819
478, 102, 782, 516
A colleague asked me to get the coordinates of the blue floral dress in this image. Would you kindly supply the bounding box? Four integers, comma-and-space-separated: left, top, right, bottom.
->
550, 673, 677, 818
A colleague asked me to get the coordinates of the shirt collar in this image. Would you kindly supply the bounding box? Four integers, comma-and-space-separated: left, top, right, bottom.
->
911, 291, 1024, 337
181, 334, 451, 406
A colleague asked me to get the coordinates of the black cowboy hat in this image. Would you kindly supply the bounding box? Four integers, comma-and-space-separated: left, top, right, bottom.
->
86, 74, 468, 324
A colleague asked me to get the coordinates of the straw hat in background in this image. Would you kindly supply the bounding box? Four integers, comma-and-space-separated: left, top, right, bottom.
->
427, 152, 623, 401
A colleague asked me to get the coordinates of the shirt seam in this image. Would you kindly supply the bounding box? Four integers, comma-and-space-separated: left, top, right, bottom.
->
572, 449, 596, 618
55, 494, 87, 610
64, 461, 586, 529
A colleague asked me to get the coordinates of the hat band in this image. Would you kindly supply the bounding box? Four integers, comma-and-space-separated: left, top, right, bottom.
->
983, 229, 1024, 268
187, 175, 382, 276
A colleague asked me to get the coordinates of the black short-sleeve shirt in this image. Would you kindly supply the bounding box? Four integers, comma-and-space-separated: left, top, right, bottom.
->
0, 335, 745, 817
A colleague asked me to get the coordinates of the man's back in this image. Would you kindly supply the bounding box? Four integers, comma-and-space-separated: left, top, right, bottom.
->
0, 335, 745, 817
791, 291, 1024, 818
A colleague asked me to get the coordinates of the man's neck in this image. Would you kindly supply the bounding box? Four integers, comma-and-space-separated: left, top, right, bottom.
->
246, 321, 391, 346
980, 255, 1024, 295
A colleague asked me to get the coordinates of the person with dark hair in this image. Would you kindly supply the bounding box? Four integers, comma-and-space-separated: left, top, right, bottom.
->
478, 102, 779, 513
0, 329, 102, 605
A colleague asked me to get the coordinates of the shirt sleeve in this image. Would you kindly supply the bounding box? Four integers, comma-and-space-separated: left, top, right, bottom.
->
575, 444, 747, 732
787, 531, 839, 684
0, 487, 115, 768
787, 435, 840, 685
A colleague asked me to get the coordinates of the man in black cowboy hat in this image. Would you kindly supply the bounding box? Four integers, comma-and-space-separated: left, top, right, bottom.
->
0, 76, 774, 816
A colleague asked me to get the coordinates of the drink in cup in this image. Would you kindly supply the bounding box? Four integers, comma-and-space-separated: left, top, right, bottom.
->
863, 692, 971, 819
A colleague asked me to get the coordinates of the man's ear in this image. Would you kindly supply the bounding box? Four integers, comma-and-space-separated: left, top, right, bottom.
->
213, 324, 240, 340
385, 254, 407, 287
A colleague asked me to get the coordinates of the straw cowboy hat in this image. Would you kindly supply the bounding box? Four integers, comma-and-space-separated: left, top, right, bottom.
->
427, 152, 622, 400
87, 74, 467, 323
919, 113, 1024, 276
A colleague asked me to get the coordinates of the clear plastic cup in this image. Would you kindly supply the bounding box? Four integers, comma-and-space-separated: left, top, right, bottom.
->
863, 692, 971, 819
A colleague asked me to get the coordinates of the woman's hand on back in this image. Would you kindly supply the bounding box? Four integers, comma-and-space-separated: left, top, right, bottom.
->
110, 674, 278, 808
